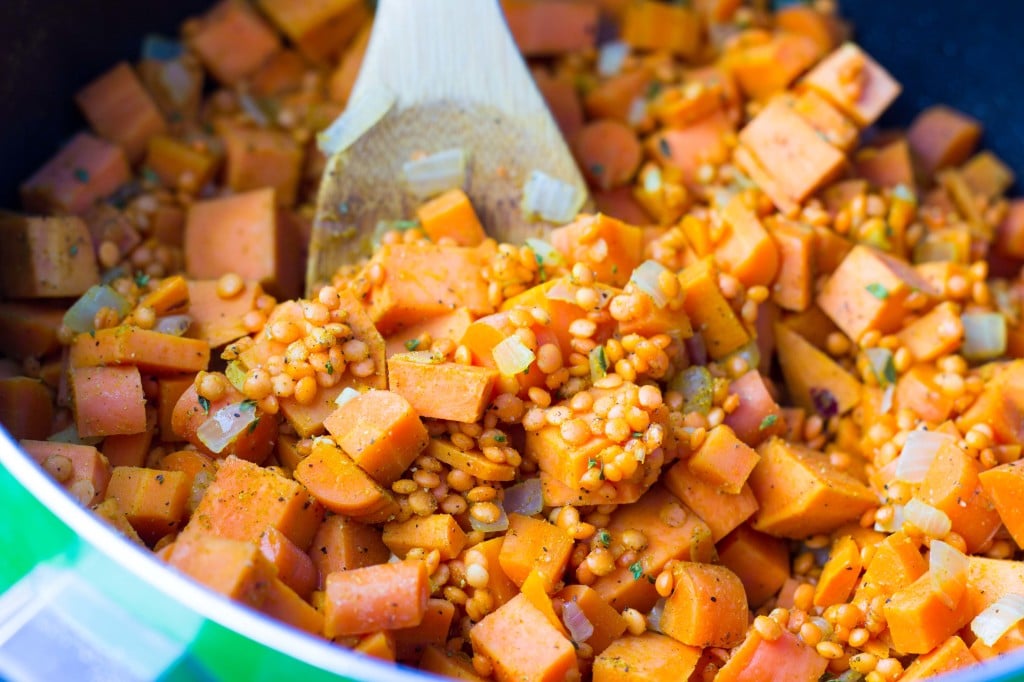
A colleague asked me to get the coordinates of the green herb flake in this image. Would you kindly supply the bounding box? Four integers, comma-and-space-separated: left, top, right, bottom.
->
325, 361, 334, 375
598, 530, 611, 547
883, 355, 897, 384
587, 457, 599, 469
73, 167, 90, 183
494, 434, 507, 443
865, 282, 889, 300
759, 414, 778, 430
404, 338, 421, 351
198, 396, 210, 414
658, 137, 672, 159
240, 399, 257, 412
632, 431, 643, 439
629, 561, 644, 581
69, 244, 79, 256
590, 163, 605, 177
134, 271, 151, 287
248, 417, 260, 434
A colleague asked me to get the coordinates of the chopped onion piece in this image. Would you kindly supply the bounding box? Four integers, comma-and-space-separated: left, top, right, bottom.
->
726, 341, 761, 376
864, 347, 896, 386
627, 97, 648, 127
930, 539, 969, 608
642, 165, 663, 194
225, 361, 247, 393
880, 384, 895, 414
670, 366, 713, 416
492, 336, 535, 376
63, 285, 132, 333
522, 170, 584, 224
402, 148, 467, 199
895, 429, 954, 483
904, 499, 952, 539
874, 503, 904, 533
562, 601, 594, 643
630, 260, 672, 308
647, 597, 667, 633
469, 503, 508, 533
47, 423, 102, 446
317, 85, 396, 156
196, 401, 258, 455
141, 35, 183, 61
589, 345, 608, 382
154, 314, 191, 336
238, 92, 270, 127
503, 478, 543, 516
972, 594, 1024, 646
961, 312, 1006, 361
597, 41, 629, 77
525, 238, 564, 267
334, 386, 362, 407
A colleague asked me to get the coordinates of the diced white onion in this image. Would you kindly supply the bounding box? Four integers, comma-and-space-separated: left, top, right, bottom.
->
562, 601, 594, 644
893, 184, 917, 204
864, 347, 895, 386
469, 503, 508, 533
630, 260, 672, 308
972, 593, 1024, 646
895, 429, 954, 483
880, 384, 895, 414
63, 285, 132, 333
154, 314, 191, 336
874, 503, 905, 533
402, 148, 467, 199
525, 238, 564, 267
492, 336, 535, 376
627, 97, 648, 127
46, 423, 101, 446
647, 597, 667, 633
522, 170, 584, 224
642, 165, 663, 194
961, 313, 1006, 361
904, 499, 952, 539
196, 402, 258, 454
225, 361, 247, 393
334, 386, 362, 407
597, 41, 629, 77
238, 92, 270, 127
930, 539, 969, 609
503, 478, 543, 517
317, 85, 396, 156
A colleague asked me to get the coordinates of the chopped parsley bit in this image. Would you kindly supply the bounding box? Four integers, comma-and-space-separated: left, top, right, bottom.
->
597, 530, 611, 547
759, 414, 778, 430
73, 167, 90, 183
587, 457, 599, 469
865, 282, 889, 300
883, 355, 897, 384
404, 338, 421, 351
248, 417, 260, 434
629, 561, 644, 581
494, 433, 507, 443
658, 137, 671, 159
590, 163, 605, 177
69, 244, 78, 256
134, 271, 151, 287
240, 398, 257, 411
198, 396, 210, 414
632, 431, 643, 438
325, 361, 334, 375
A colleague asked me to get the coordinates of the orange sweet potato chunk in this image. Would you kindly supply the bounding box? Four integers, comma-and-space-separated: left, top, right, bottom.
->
0, 214, 99, 299
20, 133, 131, 215
387, 354, 498, 423
105, 466, 190, 543
221, 126, 304, 207
189, 0, 282, 85
799, 42, 901, 127
470, 593, 578, 682
21, 439, 112, 506
75, 62, 167, 163
257, 0, 369, 63
70, 365, 147, 438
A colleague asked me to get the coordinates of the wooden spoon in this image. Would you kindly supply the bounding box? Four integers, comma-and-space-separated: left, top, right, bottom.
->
306, 0, 590, 293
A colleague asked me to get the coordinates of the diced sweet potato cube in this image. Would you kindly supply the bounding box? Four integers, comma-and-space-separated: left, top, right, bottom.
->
221, 126, 304, 207
20, 133, 131, 216
384, 307, 474, 358
663, 464, 758, 542
503, 0, 598, 56
686, 424, 760, 494
550, 213, 644, 288
679, 258, 750, 360
660, 562, 747, 648
799, 42, 901, 127
555, 585, 627, 656
21, 439, 112, 505
593, 632, 700, 682
70, 365, 147, 438
168, 534, 276, 606
917, 440, 1001, 554
257, 0, 369, 63
907, 105, 982, 175
308, 515, 389, 589
258, 524, 317, 599
293, 439, 400, 523
883, 572, 973, 655
979, 460, 1024, 548
324, 560, 429, 638
622, 0, 699, 57
717, 524, 790, 607
726, 32, 821, 101
186, 279, 264, 348
715, 194, 779, 288
387, 355, 497, 423
499, 514, 574, 591
383, 514, 467, 562
0, 214, 99, 299
75, 62, 167, 162
416, 189, 486, 247
189, 0, 282, 85
0, 302, 64, 359
70, 325, 210, 374
470, 593, 578, 682
854, 137, 915, 189
961, 151, 1015, 201
144, 135, 219, 191
0, 377, 53, 441
791, 89, 859, 152
105, 466, 190, 543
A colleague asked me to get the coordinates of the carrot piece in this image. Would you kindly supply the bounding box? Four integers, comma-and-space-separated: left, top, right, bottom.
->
419, 645, 485, 681
186, 279, 264, 348
104, 466, 189, 543
774, 322, 861, 418
738, 97, 846, 206
168, 533, 276, 605
533, 69, 584, 143
499, 513, 574, 591
906, 105, 982, 175
686, 424, 760, 495
70, 366, 147, 438
501, 0, 598, 56
184, 188, 300, 299
647, 110, 734, 190
466, 537, 519, 609
917, 439, 1001, 554
663, 463, 757, 542
811, 535, 862, 607
416, 189, 486, 247
384, 307, 474, 359
187, 456, 324, 550
817, 245, 937, 341
258, 524, 317, 599
188, 0, 282, 85
426, 437, 517, 482
573, 119, 642, 191
0, 214, 99, 299
799, 42, 901, 127
520, 569, 570, 638
171, 383, 278, 463
0, 377, 53, 441
20, 132, 131, 215
854, 137, 914, 189
71, 326, 210, 375
324, 560, 429, 637
75, 62, 167, 163
724, 32, 821, 101
328, 19, 373, 104
383, 514, 467, 561
156, 375, 195, 442
221, 125, 304, 208
92, 497, 144, 546
961, 151, 1015, 201
21, 439, 112, 506
555, 585, 627, 655
899, 635, 977, 681
102, 430, 153, 469
622, 0, 700, 57
144, 135, 219, 191
308, 515, 390, 589
584, 67, 652, 123
363, 243, 493, 334
593, 632, 701, 682
0, 302, 64, 359
774, 5, 840, 55
550, 213, 644, 288
257, 0, 369, 63
978, 460, 1024, 548
678, 258, 750, 360
722, 370, 786, 446
387, 355, 498, 423
470, 593, 578, 682
883, 571, 973, 655
393, 598, 456, 662
855, 532, 927, 601
592, 485, 713, 612
292, 439, 399, 523
323, 388, 428, 485
749, 438, 876, 538
713, 629, 827, 682
717, 524, 790, 608
660, 562, 747, 648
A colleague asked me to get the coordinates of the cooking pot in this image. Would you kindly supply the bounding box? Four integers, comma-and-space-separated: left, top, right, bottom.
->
1, 1, 1022, 680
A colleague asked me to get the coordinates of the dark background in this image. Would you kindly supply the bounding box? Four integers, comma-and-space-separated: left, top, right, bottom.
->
0, 0, 1021, 208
